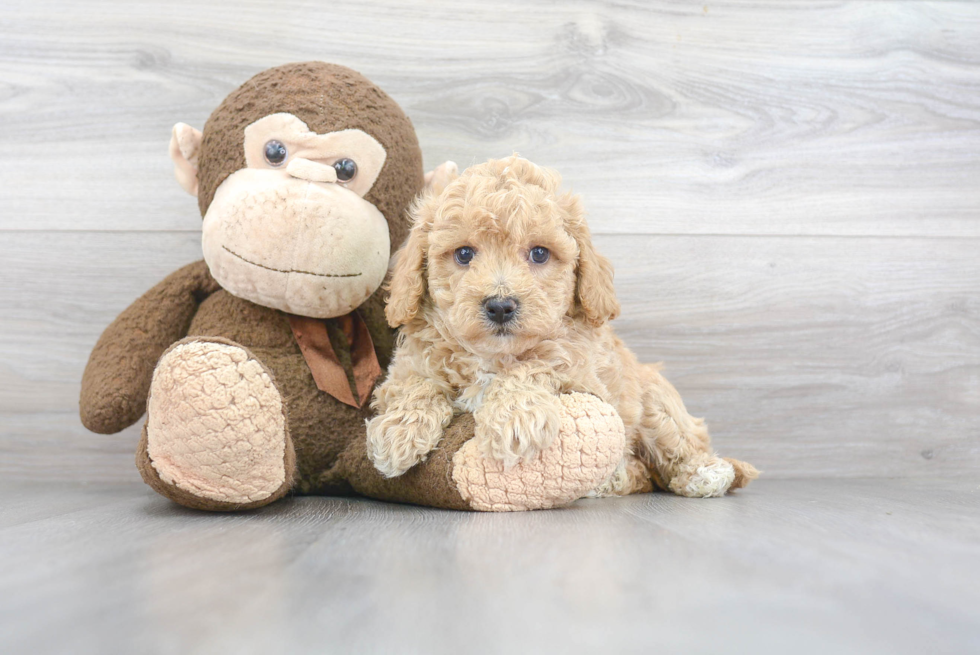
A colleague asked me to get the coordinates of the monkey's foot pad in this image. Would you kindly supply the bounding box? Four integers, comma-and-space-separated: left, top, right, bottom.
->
146, 340, 288, 504
452, 393, 626, 511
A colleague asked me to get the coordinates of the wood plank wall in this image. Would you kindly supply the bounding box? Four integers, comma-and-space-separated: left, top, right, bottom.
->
2, 0, 978, 482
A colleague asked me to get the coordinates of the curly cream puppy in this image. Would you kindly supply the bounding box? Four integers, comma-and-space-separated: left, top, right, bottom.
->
367, 156, 758, 497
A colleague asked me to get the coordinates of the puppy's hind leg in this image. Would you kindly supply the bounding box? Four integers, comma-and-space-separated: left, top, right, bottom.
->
635, 365, 758, 497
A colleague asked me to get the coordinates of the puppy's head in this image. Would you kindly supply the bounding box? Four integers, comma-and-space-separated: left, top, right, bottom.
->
386, 155, 619, 356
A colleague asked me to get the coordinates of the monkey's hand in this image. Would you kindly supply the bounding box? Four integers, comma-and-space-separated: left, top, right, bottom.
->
80, 260, 220, 434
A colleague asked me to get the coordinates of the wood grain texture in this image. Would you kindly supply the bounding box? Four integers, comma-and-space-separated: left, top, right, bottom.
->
1, 479, 978, 654
1, 1, 979, 235
0, 0, 978, 482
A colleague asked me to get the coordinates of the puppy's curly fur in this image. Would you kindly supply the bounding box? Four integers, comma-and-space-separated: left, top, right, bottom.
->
367, 156, 758, 497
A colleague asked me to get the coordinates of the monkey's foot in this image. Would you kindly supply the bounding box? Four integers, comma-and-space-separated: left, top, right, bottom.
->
139, 337, 295, 511
451, 393, 626, 511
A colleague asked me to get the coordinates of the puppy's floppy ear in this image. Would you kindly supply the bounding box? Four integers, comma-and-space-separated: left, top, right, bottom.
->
562, 192, 620, 327
385, 210, 429, 327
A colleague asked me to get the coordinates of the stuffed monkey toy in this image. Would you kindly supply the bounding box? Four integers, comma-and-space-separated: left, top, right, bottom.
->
79, 62, 626, 512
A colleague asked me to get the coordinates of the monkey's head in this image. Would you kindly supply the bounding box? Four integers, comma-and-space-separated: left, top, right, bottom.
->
169, 62, 424, 318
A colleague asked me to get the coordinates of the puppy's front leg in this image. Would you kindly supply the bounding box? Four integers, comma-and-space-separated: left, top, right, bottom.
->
367, 374, 454, 478
473, 366, 564, 468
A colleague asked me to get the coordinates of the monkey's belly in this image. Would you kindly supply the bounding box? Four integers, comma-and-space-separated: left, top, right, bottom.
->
186, 289, 370, 493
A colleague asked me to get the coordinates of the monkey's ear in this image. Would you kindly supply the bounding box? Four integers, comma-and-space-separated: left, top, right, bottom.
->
169, 123, 203, 197
423, 161, 458, 196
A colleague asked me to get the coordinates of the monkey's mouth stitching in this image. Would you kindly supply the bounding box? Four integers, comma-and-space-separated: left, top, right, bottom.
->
222, 246, 362, 278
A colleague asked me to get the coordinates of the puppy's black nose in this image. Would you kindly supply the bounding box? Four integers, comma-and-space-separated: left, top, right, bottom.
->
483, 296, 519, 325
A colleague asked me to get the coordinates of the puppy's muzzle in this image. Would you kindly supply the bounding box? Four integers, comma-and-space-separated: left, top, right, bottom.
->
483, 295, 519, 326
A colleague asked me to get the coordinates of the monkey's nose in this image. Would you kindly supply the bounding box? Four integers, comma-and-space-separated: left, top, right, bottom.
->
483, 296, 519, 325
286, 158, 338, 183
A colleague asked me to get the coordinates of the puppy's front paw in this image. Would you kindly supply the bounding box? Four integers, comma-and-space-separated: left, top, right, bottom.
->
474, 392, 562, 468
366, 401, 453, 478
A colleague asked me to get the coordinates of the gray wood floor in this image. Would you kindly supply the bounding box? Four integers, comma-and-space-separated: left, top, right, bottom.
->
1, 479, 978, 654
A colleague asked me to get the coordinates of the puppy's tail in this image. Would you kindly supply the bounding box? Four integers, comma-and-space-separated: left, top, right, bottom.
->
724, 457, 760, 490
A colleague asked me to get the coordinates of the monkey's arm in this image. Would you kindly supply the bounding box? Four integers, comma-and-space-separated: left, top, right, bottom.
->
80, 260, 221, 434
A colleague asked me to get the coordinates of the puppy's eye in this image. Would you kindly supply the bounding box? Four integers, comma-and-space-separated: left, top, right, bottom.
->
529, 246, 550, 264
334, 158, 357, 182
264, 140, 288, 166
454, 246, 476, 266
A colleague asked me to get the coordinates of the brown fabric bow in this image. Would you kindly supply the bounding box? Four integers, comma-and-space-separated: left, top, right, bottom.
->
287, 311, 382, 408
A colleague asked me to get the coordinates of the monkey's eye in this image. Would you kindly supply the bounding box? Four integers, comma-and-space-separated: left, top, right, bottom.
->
529, 246, 550, 264
334, 158, 357, 182
454, 246, 476, 266
264, 140, 287, 166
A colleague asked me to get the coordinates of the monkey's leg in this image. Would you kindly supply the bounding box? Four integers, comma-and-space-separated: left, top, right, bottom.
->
137, 337, 296, 511
635, 364, 758, 498
338, 392, 626, 511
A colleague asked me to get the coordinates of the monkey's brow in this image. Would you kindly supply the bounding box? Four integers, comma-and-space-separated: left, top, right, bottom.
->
222, 246, 362, 278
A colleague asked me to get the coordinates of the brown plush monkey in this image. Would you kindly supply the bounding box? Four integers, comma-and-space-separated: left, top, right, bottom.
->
79, 62, 626, 512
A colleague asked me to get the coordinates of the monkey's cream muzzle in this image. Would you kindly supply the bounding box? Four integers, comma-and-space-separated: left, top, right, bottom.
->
202, 169, 390, 318
188, 112, 392, 318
